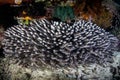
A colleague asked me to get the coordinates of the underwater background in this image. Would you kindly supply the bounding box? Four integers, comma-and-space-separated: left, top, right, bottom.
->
0, 0, 120, 80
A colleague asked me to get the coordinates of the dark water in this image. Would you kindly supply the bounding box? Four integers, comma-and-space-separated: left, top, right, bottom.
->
113, 0, 120, 5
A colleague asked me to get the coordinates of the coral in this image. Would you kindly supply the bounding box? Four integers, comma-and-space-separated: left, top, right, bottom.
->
74, 0, 104, 20
0, 52, 120, 80
2, 19, 119, 68
102, 0, 120, 52
110, 14, 120, 39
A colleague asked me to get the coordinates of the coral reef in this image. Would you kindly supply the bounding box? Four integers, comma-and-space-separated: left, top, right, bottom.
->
0, 51, 120, 80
